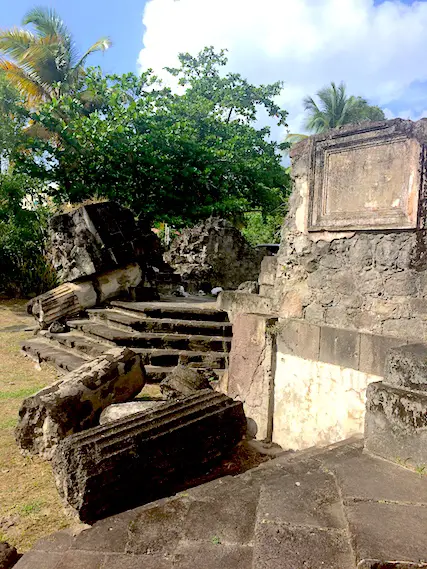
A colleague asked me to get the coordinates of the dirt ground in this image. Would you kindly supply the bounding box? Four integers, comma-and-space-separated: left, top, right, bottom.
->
0, 299, 74, 552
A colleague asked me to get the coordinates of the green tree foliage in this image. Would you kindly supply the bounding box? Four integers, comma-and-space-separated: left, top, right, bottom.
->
0, 6, 111, 106
16, 48, 291, 225
303, 81, 385, 133
0, 72, 56, 297
0, 173, 57, 297
0, 72, 27, 159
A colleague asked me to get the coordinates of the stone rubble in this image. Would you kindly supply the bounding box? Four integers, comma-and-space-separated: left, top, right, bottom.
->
15, 347, 146, 459
159, 366, 214, 399
164, 217, 265, 290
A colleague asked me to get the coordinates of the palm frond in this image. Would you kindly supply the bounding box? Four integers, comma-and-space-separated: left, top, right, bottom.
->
0, 58, 47, 104
22, 6, 71, 43
72, 37, 111, 70
0, 28, 35, 61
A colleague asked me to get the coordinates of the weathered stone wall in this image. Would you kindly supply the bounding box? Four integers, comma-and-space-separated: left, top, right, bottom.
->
226, 119, 427, 452
165, 218, 264, 290
273, 119, 427, 343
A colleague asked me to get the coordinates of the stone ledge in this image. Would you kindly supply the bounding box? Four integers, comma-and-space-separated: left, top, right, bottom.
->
277, 318, 409, 377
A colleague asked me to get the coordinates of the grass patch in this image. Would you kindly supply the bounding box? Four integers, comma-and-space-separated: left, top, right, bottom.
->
0, 387, 44, 400
0, 301, 75, 552
0, 417, 17, 429
20, 500, 44, 516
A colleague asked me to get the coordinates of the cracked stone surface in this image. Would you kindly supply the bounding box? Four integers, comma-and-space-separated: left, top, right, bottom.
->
15, 437, 427, 568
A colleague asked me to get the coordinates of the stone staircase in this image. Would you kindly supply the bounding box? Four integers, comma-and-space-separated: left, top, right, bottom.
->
22, 298, 232, 383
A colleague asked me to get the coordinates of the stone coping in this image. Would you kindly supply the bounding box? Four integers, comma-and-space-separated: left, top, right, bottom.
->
276, 318, 410, 377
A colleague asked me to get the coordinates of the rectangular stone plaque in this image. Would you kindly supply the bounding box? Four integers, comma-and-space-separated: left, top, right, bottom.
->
308, 124, 422, 231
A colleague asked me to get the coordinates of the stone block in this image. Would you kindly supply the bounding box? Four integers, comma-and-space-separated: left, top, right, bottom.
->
259, 284, 274, 297
359, 333, 406, 376
365, 381, 427, 468
382, 318, 426, 341
217, 291, 273, 321
384, 272, 418, 296
277, 318, 320, 361
49, 202, 144, 282
319, 326, 360, 369
51, 390, 246, 523
16, 347, 145, 459
384, 344, 427, 391
258, 256, 277, 286
227, 314, 276, 440
159, 366, 212, 399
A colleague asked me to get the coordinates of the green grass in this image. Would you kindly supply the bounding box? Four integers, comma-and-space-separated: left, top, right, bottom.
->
0, 417, 17, 429
19, 500, 44, 516
0, 387, 44, 400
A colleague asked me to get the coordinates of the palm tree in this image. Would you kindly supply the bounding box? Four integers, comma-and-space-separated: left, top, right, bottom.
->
303, 81, 385, 134
0, 6, 111, 106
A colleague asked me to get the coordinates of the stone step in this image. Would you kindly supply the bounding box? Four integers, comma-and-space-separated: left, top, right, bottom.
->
21, 338, 89, 373
67, 321, 232, 352
134, 347, 228, 369
111, 300, 229, 322
42, 331, 110, 359
87, 308, 232, 337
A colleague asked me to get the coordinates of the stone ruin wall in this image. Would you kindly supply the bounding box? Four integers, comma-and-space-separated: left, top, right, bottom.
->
270, 119, 427, 450
273, 158, 427, 341
225, 119, 427, 452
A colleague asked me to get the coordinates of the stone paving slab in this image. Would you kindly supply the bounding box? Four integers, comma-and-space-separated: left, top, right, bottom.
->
14, 438, 427, 569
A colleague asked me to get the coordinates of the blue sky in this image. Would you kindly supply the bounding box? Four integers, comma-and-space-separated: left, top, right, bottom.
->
3, 0, 427, 137
3, 0, 149, 74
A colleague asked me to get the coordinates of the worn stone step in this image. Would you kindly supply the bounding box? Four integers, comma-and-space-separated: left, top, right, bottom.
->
87, 308, 233, 337
134, 348, 228, 368
21, 338, 89, 373
68, 321, 231, 352
51, 390, 246, 523
111, 300, 229, 322
42, 331, 110, 359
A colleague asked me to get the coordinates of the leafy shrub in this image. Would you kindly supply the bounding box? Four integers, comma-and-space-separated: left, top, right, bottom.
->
0, 173, 57, 297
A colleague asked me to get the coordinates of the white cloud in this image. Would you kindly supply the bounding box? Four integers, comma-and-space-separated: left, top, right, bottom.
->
138, 0, 427, 139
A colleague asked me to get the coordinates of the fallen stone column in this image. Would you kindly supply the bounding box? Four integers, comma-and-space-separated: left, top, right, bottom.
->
52, 390, 246, 523
27, 263, 142, 328
16, 347, 146, 460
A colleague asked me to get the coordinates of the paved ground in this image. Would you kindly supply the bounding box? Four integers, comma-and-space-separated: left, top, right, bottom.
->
15, 437, 427, 568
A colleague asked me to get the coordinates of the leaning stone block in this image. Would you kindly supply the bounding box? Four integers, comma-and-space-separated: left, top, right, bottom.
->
16, 347, 145, 459
49, 202, 144, 282
364, 381, 427, 468
384, 344, 427, 391
51, 390, 246, 523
